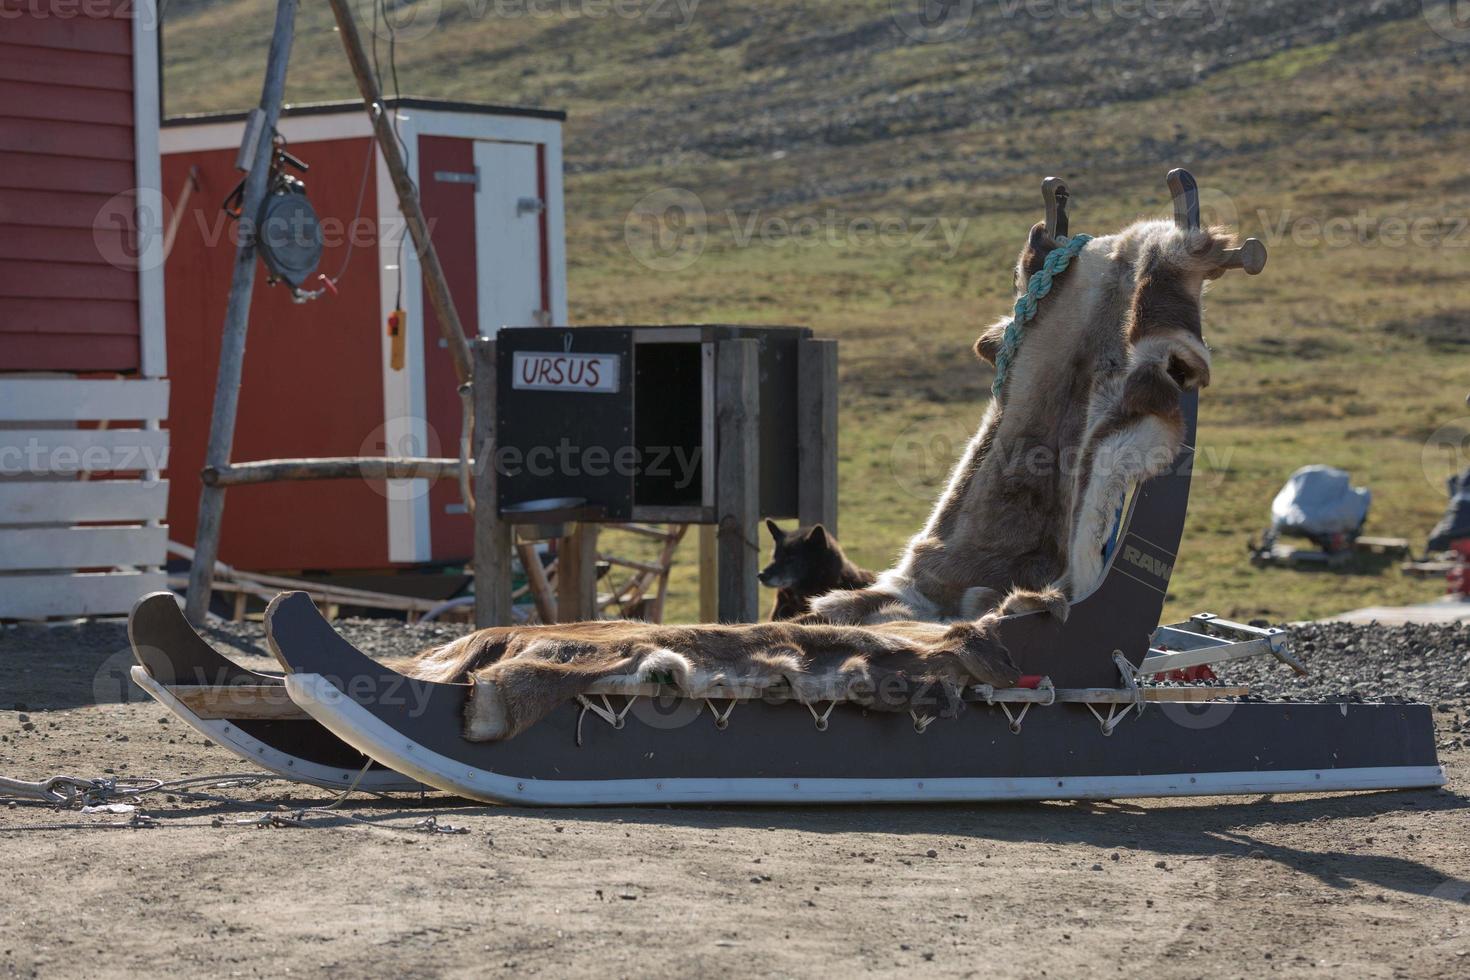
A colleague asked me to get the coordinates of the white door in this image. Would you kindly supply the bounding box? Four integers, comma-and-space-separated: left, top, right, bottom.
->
473, 141, 545, 334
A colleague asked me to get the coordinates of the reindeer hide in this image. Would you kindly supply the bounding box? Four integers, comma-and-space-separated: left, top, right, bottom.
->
409, 619, 1020, 741
811, 220, 1228, 625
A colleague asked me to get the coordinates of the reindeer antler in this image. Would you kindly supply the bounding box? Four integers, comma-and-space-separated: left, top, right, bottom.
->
1042, 176, 1069, 240
1166, 168, 1200, 231
1166, 167, 1268, 276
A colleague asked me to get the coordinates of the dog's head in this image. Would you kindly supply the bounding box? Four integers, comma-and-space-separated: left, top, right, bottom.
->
759, 520, 836, 590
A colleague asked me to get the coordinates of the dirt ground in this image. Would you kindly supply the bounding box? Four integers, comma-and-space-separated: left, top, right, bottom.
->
2, 620, 1468, 978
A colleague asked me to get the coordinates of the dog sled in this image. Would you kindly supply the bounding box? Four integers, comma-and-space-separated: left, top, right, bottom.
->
129, 171, 1442, 805
128, 394, 1442, 805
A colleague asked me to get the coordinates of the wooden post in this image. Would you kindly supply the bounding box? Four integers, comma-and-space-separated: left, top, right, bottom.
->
698, 525, 718, 622
326, 0, 473, 385
715, 339, 760, 623
184, 0, 299, 625
796, 338, 839, 534
556, 524, 600, 622
473, 339, 512, 626
516, 541, 557, 624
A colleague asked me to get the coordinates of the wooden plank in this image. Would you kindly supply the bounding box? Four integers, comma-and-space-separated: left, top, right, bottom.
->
169, 685, 307, 721
0, 258, 138, 300
0, 187, 137, 231
0, 526, 166, 572
0, 118, 133, 161
473, 339, 513, 626
0, 44, 132, 91
0, 152, 136, 194
0, 13, 133, 55
0, 80, 134, 126
0, 571, 166, 620
0, 225, 135, 266
0, 334, 138, 373
0, 379, 168, 421
0, 480, 168, 524
0, 428, 168, 474
0, 296, 138, 335
715, 339, 760, 623
796, 338, 839, 534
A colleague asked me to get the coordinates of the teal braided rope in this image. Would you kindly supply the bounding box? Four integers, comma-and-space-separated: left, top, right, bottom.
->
990, 233, 1093, 399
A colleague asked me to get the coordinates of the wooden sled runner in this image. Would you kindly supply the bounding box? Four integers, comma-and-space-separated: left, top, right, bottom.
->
127, 592, 426, 793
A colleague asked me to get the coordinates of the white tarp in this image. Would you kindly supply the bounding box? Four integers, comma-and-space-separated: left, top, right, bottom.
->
1270, 465, 1370, 541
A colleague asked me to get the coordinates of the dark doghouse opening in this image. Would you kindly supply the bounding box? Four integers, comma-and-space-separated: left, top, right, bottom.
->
633, 343, 704, 508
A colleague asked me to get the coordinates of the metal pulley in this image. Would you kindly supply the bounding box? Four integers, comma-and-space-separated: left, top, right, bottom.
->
222, 134, 326, 300
257, 179, 323, 293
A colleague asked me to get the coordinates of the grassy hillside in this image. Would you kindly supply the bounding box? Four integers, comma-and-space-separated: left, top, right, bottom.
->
163, 1, 1470, 622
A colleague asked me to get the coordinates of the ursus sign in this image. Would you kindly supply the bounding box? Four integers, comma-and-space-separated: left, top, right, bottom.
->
511, 351, 621, 393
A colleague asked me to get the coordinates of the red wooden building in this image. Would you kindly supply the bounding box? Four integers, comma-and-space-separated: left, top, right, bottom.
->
0, 0, 168, 618
160, 100, 567, 580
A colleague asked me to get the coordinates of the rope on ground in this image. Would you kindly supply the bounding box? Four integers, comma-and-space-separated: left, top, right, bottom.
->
0, 767, 469, 836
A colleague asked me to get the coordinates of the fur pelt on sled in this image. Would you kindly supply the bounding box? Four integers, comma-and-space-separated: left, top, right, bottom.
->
809, 219, 1228, 626
410, 619, 1020, 741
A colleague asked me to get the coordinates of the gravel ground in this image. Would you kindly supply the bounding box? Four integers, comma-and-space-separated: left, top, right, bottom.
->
1, 615, 1467, 978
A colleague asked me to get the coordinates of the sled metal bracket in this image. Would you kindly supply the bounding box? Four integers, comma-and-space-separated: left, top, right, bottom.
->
1191, 613, 1305, 675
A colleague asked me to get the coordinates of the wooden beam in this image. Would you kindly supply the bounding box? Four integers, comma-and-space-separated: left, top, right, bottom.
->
185, 0, 299, 625
715, 339, 760, 623
201, 456, 463, 487
473, 339, 513, 626
796, 337, 839, 534
169, 685, 307, 721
